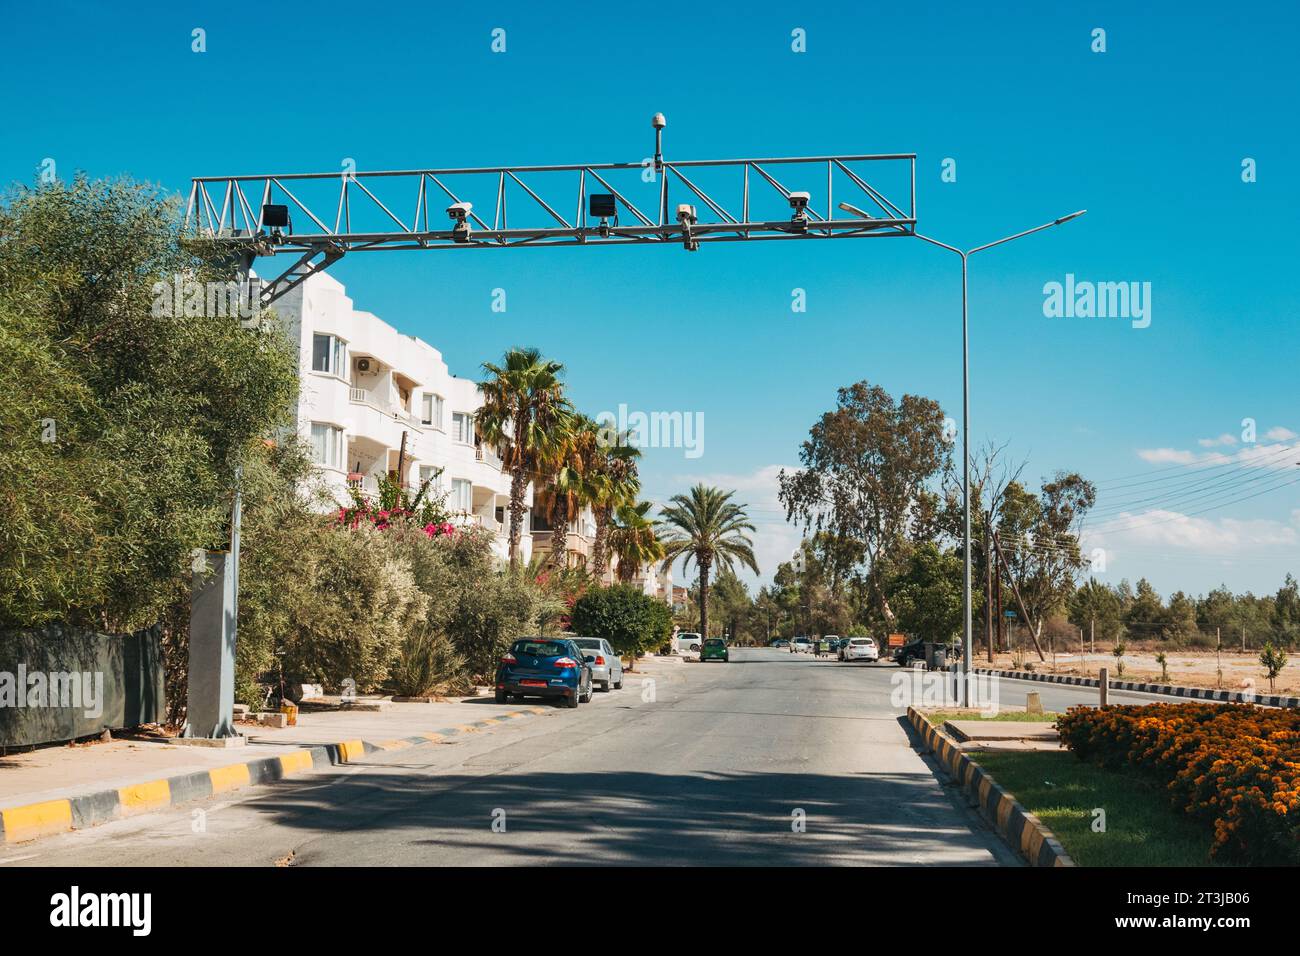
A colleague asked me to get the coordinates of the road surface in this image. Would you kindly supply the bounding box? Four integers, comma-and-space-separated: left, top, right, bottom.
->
1, 649, 1031, 867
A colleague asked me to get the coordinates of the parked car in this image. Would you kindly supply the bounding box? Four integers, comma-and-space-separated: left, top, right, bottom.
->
495, 637, 594, 708
675, 631, 703, 654
700, 637, 730, 662
772, 639, 790, 648
571, 637, 624, 691
792, 637, 812, 653
841, 637, 879, 662
824, 635, 841, 654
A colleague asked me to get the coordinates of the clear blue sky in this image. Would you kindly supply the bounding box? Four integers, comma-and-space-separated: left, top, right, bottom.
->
4, 1, 1297, 598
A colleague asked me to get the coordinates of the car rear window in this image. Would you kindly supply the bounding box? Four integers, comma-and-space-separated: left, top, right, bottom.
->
572, 639, 601, 649
850, 639, 871, 645
705, 639, 724, 646
512, 640, 569, 656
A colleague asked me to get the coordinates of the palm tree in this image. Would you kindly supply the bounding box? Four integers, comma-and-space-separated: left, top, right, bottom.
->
589, 434, 641, 580
541, 415, 599, 570
659, 484, 759, 640
477, 348, 572, 566
608, 500, 666, 583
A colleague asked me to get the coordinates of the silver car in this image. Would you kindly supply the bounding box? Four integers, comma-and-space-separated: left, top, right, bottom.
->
571, 637, 624, 692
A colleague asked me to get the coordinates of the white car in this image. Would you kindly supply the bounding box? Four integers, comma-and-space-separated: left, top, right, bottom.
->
841, 637, 879, 662
675, 632, 703, 654
791, 638, 812, 653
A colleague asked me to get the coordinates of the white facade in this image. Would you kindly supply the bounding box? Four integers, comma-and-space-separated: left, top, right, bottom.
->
274, 272, 531, 565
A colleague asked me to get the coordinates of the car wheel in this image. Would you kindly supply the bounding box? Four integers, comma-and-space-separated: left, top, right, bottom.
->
600, 679, 611, 693
494, 689, 508, 704
565, 689, 580, 708
580, 676, 593, 703
613, 676, 623, 690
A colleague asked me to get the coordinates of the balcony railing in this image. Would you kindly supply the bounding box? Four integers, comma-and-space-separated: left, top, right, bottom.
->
349, 388, 425, 433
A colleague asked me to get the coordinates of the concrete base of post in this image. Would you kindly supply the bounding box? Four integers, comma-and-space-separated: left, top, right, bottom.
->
185, 550, 239, 739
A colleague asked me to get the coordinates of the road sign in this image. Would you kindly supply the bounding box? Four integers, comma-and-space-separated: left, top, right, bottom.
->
887, 633, 906, 648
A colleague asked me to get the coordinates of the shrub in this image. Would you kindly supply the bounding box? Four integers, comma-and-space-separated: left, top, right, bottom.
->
1056, 702, 1300, 864
570, 585, 673, 667
389, 628, 470, 698
1260, 642, 1288, 692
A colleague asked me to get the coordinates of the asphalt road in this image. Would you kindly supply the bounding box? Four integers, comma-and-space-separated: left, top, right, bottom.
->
0, 649, 1025, 867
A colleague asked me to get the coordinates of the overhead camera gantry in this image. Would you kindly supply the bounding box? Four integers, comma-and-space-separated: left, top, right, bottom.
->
185, 113, 917, 306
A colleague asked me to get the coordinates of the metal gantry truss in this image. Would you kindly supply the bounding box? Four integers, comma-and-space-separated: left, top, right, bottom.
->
186, 129, 917, 305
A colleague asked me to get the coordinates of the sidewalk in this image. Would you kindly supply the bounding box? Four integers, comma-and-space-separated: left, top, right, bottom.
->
0, 654, 682, 845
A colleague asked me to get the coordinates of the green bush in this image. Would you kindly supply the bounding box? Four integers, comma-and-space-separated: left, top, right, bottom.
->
570, 585, 673, 666
0, 175, 298, 633
389, 628, 471, 698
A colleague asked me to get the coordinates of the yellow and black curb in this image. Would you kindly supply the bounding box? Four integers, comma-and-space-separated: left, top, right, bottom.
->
0, 706, 550, 846
972, 666, 1300, 709
905, 705, 1074, 868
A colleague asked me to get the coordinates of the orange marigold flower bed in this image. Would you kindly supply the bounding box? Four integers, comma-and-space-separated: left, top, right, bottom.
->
1056, 702, 1300, 864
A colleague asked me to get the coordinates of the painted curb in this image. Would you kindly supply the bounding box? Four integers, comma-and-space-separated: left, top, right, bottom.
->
972, 666, 1299, 709
906, 706, 1074, 868
0, 706, 551, 845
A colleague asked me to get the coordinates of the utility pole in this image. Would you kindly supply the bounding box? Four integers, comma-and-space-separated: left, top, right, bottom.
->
984, 521, 994, 662
990, 530, 1046, 661
1090, 617, 1095, 655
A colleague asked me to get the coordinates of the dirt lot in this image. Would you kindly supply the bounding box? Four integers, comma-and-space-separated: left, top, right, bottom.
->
980, 645, 1299, 696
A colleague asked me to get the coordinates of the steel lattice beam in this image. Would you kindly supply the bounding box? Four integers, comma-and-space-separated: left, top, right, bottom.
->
188, 146, 916, 305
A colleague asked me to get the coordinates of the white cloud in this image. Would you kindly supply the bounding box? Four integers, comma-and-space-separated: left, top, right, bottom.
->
1197, 433, 1238, 448
1088, 511, 1298, 555
1136, 439, 1299, 470
1266, 426, 1298, 441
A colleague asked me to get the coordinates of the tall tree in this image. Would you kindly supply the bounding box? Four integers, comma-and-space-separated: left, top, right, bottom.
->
659, 485, 759, 640
778, 381, 950, 627
541, 414, 598, 570
589, 434, 641, 580
477, 348, 572, 567
995, 472, 1096, 635
607, 500, 665, 583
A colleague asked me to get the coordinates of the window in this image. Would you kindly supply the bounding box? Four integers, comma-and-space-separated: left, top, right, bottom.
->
310, 423, 344, 469
421, 393, 444, 429
451, 412, 474, 444
418, 465, 442, 489
451, 478, 472, 513
311, 333, 347, 375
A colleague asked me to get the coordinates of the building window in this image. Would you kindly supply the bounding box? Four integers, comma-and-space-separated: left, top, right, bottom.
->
422, 393, 444, 429
312, 333, 347, 375
310, 423, 344, 469
451, 478, 472, 513
418, 465, 442, 489
451, 412, 474, 444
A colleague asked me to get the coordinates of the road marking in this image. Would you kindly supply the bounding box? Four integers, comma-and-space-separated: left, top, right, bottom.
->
118, 779, 171, 816
1, 800, 73, 843
209, 763, 251, 794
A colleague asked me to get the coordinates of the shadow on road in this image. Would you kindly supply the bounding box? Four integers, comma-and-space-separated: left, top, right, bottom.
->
239, 763, 1000, 866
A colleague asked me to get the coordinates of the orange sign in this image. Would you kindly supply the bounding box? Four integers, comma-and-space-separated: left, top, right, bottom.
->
887, 633, 906, 648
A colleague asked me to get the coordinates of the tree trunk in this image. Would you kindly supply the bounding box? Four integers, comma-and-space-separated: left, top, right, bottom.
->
507, 464, 527, 568
699, 560, 711, 640
549, 494, 568, 570
592, 507, 611, 579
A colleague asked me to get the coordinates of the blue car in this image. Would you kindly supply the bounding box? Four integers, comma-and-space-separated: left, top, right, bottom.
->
495, 637, 594, 708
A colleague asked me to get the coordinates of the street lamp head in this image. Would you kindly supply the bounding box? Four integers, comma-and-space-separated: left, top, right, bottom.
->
837, 201, 874, 219
651, 112, 666, 130
1054, 209, 1087, 225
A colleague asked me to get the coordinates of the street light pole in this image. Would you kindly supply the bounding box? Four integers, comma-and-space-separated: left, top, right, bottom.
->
910, 210, 1086, 706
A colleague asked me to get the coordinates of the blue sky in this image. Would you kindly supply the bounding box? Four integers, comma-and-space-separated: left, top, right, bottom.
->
4, 1, 1298, 598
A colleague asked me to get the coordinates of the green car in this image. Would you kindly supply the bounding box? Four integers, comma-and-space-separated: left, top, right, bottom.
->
700, 638, 729, 662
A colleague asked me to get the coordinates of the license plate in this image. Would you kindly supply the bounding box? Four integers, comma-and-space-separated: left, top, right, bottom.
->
520, 679, 547, 687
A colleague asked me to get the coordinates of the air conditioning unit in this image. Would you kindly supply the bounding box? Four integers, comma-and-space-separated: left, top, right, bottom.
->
356, 358, 372, 372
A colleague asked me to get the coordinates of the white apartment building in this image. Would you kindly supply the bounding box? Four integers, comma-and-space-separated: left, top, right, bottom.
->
274, 272, 531, 566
